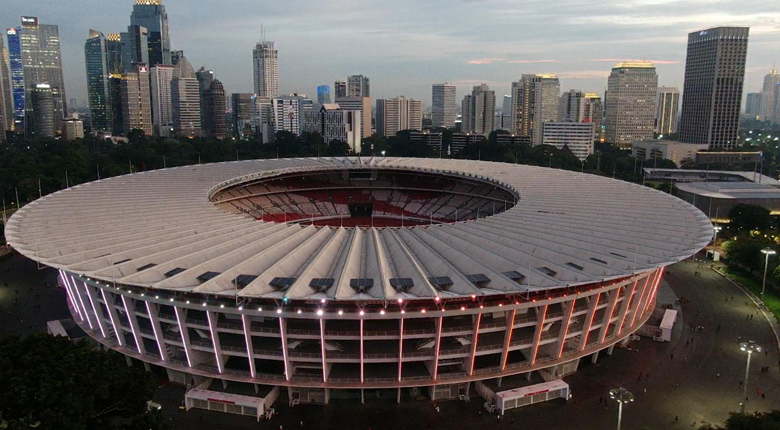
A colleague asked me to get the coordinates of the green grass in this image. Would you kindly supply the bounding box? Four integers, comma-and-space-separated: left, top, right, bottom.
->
722, 266, 780, 322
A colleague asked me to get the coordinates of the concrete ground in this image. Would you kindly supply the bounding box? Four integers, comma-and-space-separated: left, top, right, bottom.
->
2, 252, 780, 429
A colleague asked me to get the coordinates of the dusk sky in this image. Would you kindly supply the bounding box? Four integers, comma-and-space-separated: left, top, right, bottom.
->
3, 0, 779, 108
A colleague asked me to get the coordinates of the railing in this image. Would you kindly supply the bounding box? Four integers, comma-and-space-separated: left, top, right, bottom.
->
288, 351, 322, 359
402, 328, 436, 335
218, 321, 242, 330
251, 325, 281, 334
475, 344, 501, 352
187, 318, 208, 327
191, 339, 212, 348
253, 348, 284, 357
221, 344, 246, 353
442, 325, 473, 333
287, 328, 320, 336
158, 312, 176, 321
364, 353, 399, 359
440, 347, 470, 356
291, 375, 322, 382
402, 351, 434, 358
139, 328, 154, 337
326, 352, 359, 359
438, 372, 467, 380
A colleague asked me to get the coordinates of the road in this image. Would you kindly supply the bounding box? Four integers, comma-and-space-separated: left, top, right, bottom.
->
1, 252, 779, 429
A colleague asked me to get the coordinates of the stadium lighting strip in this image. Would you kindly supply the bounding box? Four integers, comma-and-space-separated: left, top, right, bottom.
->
645, 267, 665, 314
121, 294, 144, 354
205, 311, 222, 373
100, 288, 122, 346
469, 313, 482, 376
617, 280, 640, 334
530, 304, 548, 365
319, 319, 327, 383
145, 302, 167, 362
580, 292, 601, 351
630, 272, 655, 328
501, 309, 517, 370
278, 317, 290, 381
557, 303, 576, 359
397, 318, 405, 382
71, 276, 94, 330
600, 287, 622, 343
175, 307, 193, 368
359, 319, 365, 383
83, 281, 107, 338
59, 270, 83, 322
242, 314, 256, 378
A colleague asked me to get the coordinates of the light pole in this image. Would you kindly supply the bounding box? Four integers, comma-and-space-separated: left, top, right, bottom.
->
739, 341, 761, 414
761, 248, 776, 298
609, 387, 634, 430
712, 225, 722, 249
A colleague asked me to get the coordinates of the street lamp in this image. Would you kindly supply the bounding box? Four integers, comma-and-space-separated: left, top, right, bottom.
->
609, 387, 634, 430
761, 248, 776, 298
712, 225, 722, 249
739, 341, 761, 414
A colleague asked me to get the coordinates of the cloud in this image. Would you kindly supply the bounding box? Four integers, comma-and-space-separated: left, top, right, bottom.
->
508, 60, 562, 64
590, 58, 681, 64
467, 58, 504, 65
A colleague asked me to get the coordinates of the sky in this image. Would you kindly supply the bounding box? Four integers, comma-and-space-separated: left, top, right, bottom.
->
2, 0, 779, 109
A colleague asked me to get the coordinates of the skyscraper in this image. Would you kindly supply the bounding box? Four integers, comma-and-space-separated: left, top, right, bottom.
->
150, 64, 174, 136
376, 96, 423, 137
85, 30, 113, 132
348, 75, 370, 98
120, 63, 152, 136
745, 93, 762, 118
655, 87, 680, 136
431, 83, 456, 128
171, 57, 200, 137
26, 83, 55, 139
18, 17, 67, 132
334, 81, 347, 99
511, 74, 560, 145
120, 25, 149, 73
334, 96, 372, 138
605, 62, 658, 148
759, 69, 780, 122
196, 67, 215, 129
6, 27, 24, 129
559, 90, 602, 124
461, 84, 495, 137
679, 27, 749, 150
253, 41, 278, 98
231, 93, 253, 139
106, 33, 124, 135
0, 37, 10, 138
317, 85, 331, 104
203, 79, 226, 139
130, 0, 171, 66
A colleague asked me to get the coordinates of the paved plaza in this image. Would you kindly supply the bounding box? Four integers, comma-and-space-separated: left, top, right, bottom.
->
1, 252, 779, 429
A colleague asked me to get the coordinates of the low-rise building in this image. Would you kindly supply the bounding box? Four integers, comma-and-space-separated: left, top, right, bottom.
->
632, 140, 708, 167
542, 122, 595, 161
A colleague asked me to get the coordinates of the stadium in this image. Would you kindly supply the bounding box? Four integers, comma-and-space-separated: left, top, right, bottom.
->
7, 157, 711, 415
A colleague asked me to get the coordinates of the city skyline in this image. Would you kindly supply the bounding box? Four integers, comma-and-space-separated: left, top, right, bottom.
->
2, 0, 779, 108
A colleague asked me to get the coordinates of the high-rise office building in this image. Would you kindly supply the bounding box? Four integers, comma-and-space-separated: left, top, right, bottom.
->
150, 64, 174, 136
334, 96, 372, 138
25, 83, 55, 139
745, 93, 762, 118
334, 81, 347, 99
203, 79, 226, 139
605, 62, 658, 148
655, 87, 680, 136
272, 95, 306, 135
0, 38, 10, 138
6, 27, 24, 129
302, 104, 362, 152
317, 85, 331, 104
559, 90, 602, 124
759, 68, 780, 122
170, 50, 184, 66
196, 67, 215, 129
130, 0, 171, 67
253, 41, 278, 98
348, 75, 370, 98
251, 96, 274, 143
431, 83, 456, 128
18, 17, 68, 132
120, 63, 152, 136
106, 33, 124, 135
679, 27, 749, 150
85, 30, 113, 132
376, 96, 423, 137
171, 57, 200, 137
231, 93, 253, 139
120, 25, 149, 73
461, 84, 495, 137
511, 74, 560, 145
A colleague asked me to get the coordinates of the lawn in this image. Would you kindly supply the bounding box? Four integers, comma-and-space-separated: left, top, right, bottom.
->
722, 265, 780, 322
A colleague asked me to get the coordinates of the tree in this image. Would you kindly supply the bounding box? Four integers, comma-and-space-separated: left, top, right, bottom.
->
729, 204, 771, 232
0, 334, 170, 430
723, 239, 768, 271
698, 410, 780, 429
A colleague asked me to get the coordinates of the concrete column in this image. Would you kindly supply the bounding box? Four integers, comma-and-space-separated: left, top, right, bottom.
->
555, 300, 575, 358
82, 282, 109, 339
614, 280, 639, 335
100, 289, 125, 346
205, 311, 223, 372
175, 306, 194, 367
361, 388, 365, 404
530, 305, 548, 364
59, 271, 83, 321
526, 372, 532, 381
325, 388, 330, 405
577, 292, 601, 352
497, 377, 503, 388
591, 350, 599, 364
607, 344, 614, 355
121, 295, 146, 354
254, 384, 259, 394
143, 362, 151, 372
146, 302, 168, 362
500, 310, 516, 370
70, 276, 94, 330
241, 314, 256, 377
433, 316, 443, 380
125, 355, 133, 367
319, 318, 327, 382
630, 270, 659, 329
398, 318, 404, 382
468, 312, 482, 376
597, 288, 621, 343
279, 317, 291, 381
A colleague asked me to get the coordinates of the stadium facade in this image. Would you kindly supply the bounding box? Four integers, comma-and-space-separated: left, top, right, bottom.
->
7, 158, 711, 405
